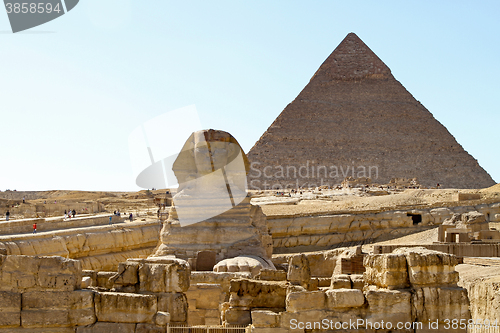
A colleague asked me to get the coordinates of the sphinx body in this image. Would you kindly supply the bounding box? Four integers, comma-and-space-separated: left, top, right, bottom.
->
152, 129, 274, 272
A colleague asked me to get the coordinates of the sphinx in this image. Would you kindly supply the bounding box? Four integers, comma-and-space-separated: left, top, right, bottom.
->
152, 129, 274, 273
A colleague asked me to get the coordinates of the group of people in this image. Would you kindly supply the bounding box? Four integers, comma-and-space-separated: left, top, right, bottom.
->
64, 209, 77, 219
109, 210, 134, 224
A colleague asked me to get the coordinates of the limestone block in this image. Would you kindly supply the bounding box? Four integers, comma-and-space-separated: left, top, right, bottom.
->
138, 259, 190, 293
365, 289, 412, 324
21, 290, 95, 328
191, 283, 223, 309
81, 276, 92, 289
0, 255, 81, 292
0, 291, 21, 328
190, 271, 251, 294
330, 274, 351, 289
251, 310, 280, 328
229, 279, 287, 308
393, 247, 459, 287
95, 292, 157, 323
205, 316, 221, 326
255, 269, 287, 281
412, 287, 470, 322
286, 291, 325, 312
467, 275, 500, 321
153, 312, 170, 327
461, 211, 486, 224
224, 308, 251, 326
136, 323, 166, 333
317, 278, 331, 287
363, 254, 408, 289
76, 322, 136, 333
350, 274, 365, 290
188, 309, 206, 326
157, 292, 187, 323
430, 208, 453, 224
287, 254, 310, 287
96, 271, 115, 289
304, 251, 338, 278
110, 261, 139, 287
326, 289, 365, 308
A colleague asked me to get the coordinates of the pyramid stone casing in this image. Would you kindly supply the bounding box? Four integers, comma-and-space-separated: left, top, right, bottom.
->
247, 33, 495, 189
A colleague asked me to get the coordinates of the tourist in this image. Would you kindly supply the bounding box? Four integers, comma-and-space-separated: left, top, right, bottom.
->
129, 213, 133, 222
33, 223, 37, 234
64, 210, 67, 219
5, 210, 10, 221
109, 216, 112, 225
22, 197, 25, 204
72, 209, 76, 217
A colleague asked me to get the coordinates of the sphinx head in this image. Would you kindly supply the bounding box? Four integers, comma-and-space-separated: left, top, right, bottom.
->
173, 129, 249, 190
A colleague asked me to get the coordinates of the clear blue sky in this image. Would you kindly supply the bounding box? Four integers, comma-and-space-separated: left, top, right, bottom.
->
1, 1, 499, 191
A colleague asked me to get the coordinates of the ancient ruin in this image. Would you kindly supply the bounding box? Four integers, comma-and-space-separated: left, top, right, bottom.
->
0, 33, 499, 333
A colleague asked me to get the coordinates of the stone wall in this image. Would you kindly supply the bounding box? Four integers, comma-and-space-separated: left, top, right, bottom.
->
269, 202, 500, 253
0, 254, 189, 332
0, 221, 161, 271
221, 247, 470, 332
0, 215, 123, 235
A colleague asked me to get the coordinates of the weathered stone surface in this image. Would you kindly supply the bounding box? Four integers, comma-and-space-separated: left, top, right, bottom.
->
465, 275, 500, 322
412, 287, 470, 323
154, 130, 274, 265
393, 247, 459, 287
96, 271, 115, 289
134, 257, 190, 293
0, 222, 161, 272
229, 279, 287, 308
187, 283, 223, 309
430, 208, 454, 224
157, 292, 187, 323
350, 274, 365, 290
76, 322, 136, 333
0, 255, 81, 292
247, 33, 495, 189
255, 269, 287, 281
0, 291, 21, 328
287, 254, 310, 287
136, 323, 166, 333
21, 290, 95, 328
95, 292, 157, 323
363, 253, 408, 289
110, 261, 139, 287
330, 274, 351, 289
365, 289, 412, 324
251, 310, 280, 328
326, 289, 365, 308
224, 308, 251, 326
286, 290, 325, 312
154, 311, 170, 326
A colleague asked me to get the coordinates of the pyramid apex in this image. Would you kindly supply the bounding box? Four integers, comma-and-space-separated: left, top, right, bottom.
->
312, 32, 391, 81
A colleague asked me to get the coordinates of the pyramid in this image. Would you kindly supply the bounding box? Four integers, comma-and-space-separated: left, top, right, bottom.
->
247, 33, 495, 190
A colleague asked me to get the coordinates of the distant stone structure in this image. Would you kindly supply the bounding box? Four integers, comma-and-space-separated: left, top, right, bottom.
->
247, 32, 495, 190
